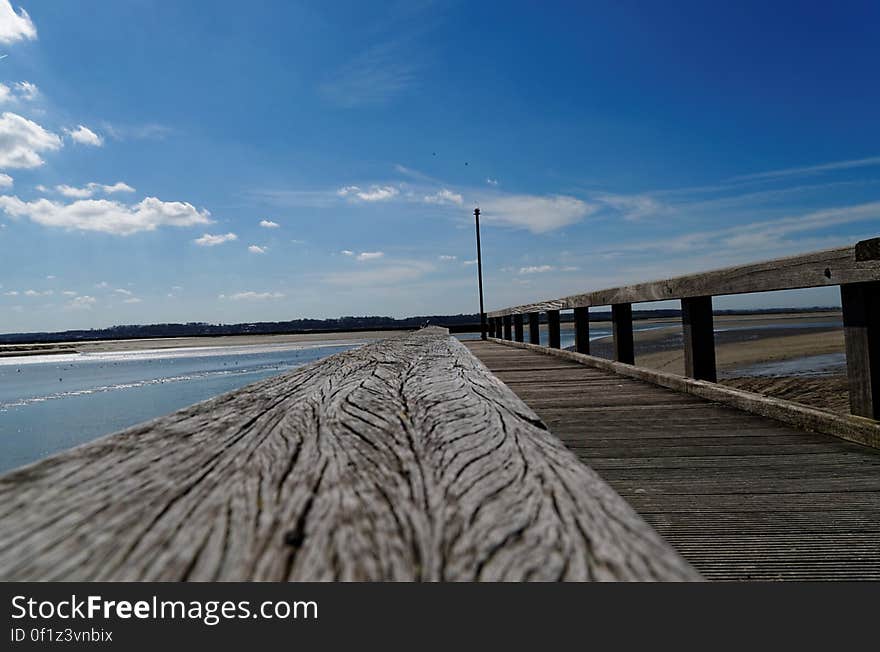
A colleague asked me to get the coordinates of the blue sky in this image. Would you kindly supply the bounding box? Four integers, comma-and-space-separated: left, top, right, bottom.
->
1, 0, 879, 332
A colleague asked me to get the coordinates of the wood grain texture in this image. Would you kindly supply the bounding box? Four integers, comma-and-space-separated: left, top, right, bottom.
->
0, 328, 696, 582
488, 238, 880, 316
467, 340, 880, 581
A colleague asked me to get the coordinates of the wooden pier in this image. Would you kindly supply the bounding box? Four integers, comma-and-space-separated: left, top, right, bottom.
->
1, 238, 880, 581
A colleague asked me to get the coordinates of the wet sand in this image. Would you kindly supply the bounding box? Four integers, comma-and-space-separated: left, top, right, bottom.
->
0, 330, 405, 358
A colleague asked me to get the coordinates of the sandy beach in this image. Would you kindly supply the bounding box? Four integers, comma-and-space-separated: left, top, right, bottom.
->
0, 330, 404, 358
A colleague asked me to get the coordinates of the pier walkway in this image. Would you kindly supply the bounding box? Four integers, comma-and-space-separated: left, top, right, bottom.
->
466, 339, 880, 580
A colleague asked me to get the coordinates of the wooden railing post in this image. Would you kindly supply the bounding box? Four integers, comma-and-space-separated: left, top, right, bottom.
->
681, 296, 716, 382
503, 315, 513, 340
513, 314, 524, 342
612, 303, 635, 364
547, 310, 561, 349
574, 307, 590, 354
529, 312, 540, 344
841, 281, 880, 419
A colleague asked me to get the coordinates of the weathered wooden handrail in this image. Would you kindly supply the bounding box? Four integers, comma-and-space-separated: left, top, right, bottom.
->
0, 327, 696, 581
487, 237, 880, 419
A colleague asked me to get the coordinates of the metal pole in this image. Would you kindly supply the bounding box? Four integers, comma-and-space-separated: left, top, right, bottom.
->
474, 207, 487, 340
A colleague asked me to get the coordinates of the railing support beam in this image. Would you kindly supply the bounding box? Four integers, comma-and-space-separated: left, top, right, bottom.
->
841, 281, 880, 419
513, 314, 524, 342
681, 296, 716, 382
547, 310, 561, 349
503, 315, 513, 341
528, 312, 540, 345
574, 307, 590, 354
612, 303, 635, 364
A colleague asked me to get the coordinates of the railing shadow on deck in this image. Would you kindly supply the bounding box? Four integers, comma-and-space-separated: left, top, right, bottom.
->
486, 237, 880, 449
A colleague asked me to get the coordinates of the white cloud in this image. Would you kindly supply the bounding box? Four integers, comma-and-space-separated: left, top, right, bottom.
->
0, 112, 62, 168
480, 194, 596, 233
219, 291, 284, 301
23, 288, 51, 296
356, 251, 383, 261
518, 265, 554, 274
3, 290, 17, 295
61, 290, 76, 297
194, 232, 237, 246
323, 262, 433, 287
438, 254, 457, 261
259, 219, 280, 228
65, 124, 103, 147
0, 1, 37, 45
0, 172, 11, 188
55, 181, 136, 199
341, 249, 354, 256
595, 193, 665, 220
114, 288, 132, 296
0, 81, 38, 104
462, 259, 477, 266
423, 188, 463, 206
0, 195, 213, 235
67, 295, 96, 310
95, 281, 108, 289
486, 178, 499, 186
45, 274, 55, 280
248, 244, 267, 254
337, 185, 399, 202
319, 41, 416, 108
729, 155, 880, 182
122, 297, 142, 304
13, 81, 37, 100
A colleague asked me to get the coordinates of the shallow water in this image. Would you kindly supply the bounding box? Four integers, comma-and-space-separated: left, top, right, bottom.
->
0, 341, 359, 472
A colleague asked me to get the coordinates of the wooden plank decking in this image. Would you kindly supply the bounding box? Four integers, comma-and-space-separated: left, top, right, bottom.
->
465, 339, 880, 581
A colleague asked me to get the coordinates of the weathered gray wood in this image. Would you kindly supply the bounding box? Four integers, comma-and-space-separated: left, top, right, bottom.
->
488, 237, 880, 317
467, 340, 880, 581
0, 328, 696, 582
528, 312, 540, 345
547, 310, 561, 349
612, 303, 635, 365
681, 296, 717, 382
503, 315, 513, 340
513, 313, 524, 342
481, 337, 880, 450
574, 307, 590, 355
841, 281, 880, 419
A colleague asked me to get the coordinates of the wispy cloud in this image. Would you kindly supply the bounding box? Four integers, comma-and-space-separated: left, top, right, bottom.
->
193, 232, 237, 246
219, 291, 284, 301
259, 219, 280, 228
438, 254, 457, 261
518, 265, 554, 274
356, 251, 384, 261
337, 185, 399, 202
248, 244, 267, 254
423, 188, 463, 206
480, 194, 596, 233
319, 41, 417, 108
55, 181, 135, 199
595, 193, 665, 220
728, 155, 880, 182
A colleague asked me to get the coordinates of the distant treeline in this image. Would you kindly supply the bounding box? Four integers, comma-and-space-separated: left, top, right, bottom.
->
0, 306, 840, 345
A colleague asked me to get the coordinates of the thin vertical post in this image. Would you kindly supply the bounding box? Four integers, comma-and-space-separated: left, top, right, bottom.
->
503, 315, 513, 340
495, 317, 502, 338
681, 296, 716, 382
547, 310, 561, 349
573, 307, 590, 354
513, 313, 524, 342
529, 312, 540, 345
474, 208, 486, 340
841, 281, 880, 419
612, 303, 635, 364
